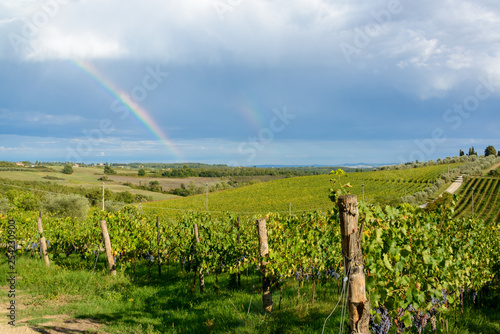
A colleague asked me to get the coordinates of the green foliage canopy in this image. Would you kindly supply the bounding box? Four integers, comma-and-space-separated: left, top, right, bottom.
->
485, 145, 497, 156
62, 165, 73, 174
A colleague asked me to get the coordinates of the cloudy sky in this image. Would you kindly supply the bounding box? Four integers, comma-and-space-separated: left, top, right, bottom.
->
1, 0, 499, 165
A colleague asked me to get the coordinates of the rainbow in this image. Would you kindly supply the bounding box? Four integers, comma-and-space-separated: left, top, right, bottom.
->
69, 59, 182, 161
235, 97, 267, 132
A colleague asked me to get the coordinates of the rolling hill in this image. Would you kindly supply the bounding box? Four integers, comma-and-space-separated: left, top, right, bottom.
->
142, 162, 464, 216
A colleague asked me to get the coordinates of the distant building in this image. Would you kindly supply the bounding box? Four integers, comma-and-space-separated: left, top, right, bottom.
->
73, 164, 80, 168
16, 162, 24, 166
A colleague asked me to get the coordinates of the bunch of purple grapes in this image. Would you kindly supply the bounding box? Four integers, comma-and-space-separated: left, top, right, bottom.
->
141, 252, 154, 262
472, 290, 478, 303
396, 307, 411, 333
370, 306, 392, 334
293, 266, 304, 281
441, 289, 448, 304
234, 255, 246, 265
325, 267, 340, 279
412, 311, 430, 334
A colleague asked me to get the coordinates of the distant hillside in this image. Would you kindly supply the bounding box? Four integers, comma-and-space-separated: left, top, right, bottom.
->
142, 163, 464, 217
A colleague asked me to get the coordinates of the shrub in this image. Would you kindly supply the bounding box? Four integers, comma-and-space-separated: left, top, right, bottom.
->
0, 197, 9, 213
115, 191, 136, 204
400, 195, 416, 205
62, 165, 73, 174
42, 194, 89, 220
104, 166, 116, 175
104, 200, 124, 213
43, 175, 65, 180
489, 168, 500, 177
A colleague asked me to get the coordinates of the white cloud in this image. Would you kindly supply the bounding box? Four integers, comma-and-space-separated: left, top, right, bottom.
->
0, 0, 499, 107
0, 110, 84, 125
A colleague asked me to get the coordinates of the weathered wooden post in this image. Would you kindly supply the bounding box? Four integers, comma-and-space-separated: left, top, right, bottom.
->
338, 195, 370, 333
100, 219, 116, 275
194, 224, 205, 294
37, 213, 50, 267
257, 218, 273, 313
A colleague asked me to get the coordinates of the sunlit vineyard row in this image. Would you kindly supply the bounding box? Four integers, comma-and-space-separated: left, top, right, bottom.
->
455, 176, 500, 223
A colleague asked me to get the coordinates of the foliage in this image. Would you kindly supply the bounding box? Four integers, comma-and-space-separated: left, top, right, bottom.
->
104, 200, 125, 213
0, 197, 9, 213
138, 169, 146, 176
485, 145, 497, 157
362, 201, 500, 334
13, 192, 40, 211
104, 165, 116, 175
489, 168, 500, 176
85, 187, 113, 206
424, 192, 453, 212
1, 193, 499, 333
42, 175, 65, 180
62, 165, 74, 174
0, 161, 17, 167
328, 168, 352, 203
114, 191, 137, 204
42, 194, 90, 220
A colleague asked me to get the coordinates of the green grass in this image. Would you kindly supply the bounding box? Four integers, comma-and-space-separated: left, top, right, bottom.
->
2, 252, 499, 333
1, 253, 349, 333
144, 163, 464, 215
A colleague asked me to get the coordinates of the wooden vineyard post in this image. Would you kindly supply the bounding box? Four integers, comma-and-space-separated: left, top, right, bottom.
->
100, 220, 116, 275
257, 218, 273, 313
157, 216, 161, 277
338, 195, 370, 334
36, 213, 50, 267
194, 224, 205, 294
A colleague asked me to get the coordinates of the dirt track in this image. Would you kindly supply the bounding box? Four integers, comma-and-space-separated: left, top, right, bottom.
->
420, 175, 464, 208
444, 175, 464, 194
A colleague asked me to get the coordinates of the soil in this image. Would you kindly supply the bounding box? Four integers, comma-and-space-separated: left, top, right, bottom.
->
0, 315, 103, 334
108, 175, 220, 190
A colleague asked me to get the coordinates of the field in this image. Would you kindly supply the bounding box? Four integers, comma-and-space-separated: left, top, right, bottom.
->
143, 163, 464, 215
0, 166, 231, 201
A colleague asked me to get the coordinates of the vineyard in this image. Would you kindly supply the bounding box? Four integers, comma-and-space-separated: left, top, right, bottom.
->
142, 163, 465, 216
1, 156, 500, 333
454, 176, 500, 223
1, 197, 499, 333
